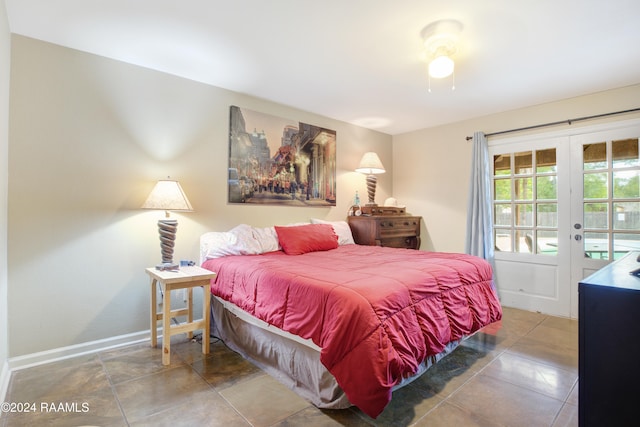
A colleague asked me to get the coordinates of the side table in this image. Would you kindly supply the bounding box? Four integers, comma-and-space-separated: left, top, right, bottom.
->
145, 266, 216, 365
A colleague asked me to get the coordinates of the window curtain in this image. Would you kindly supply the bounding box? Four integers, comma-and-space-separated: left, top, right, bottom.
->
465, 131, 494, 266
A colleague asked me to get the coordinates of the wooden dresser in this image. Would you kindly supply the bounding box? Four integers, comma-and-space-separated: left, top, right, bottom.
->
347, 212, 421, 249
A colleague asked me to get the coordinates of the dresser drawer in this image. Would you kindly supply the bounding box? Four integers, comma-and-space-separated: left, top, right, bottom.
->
348, 215, 421, 249
379, 235, 420, 249
378, 218, 420, 237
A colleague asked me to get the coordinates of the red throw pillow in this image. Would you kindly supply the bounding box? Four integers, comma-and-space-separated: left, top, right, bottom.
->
274, 223, 339, 255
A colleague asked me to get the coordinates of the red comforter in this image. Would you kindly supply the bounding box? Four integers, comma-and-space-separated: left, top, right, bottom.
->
202, 245, 502, 418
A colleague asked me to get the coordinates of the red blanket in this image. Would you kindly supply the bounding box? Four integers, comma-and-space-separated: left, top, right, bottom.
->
202, 245, 501, 418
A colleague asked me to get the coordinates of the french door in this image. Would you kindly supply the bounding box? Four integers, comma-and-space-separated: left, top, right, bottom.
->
569, 123, 640, 317
490, 119, 640, 318
490, 135, 571, 317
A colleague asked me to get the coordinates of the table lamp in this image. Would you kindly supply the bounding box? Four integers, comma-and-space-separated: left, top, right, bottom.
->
355, 152, 386, 206
142, 178, 193, 270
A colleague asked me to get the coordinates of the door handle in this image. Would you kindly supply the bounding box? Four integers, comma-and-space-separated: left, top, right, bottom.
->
574, 224, 582, 230
575, 235, 582, 241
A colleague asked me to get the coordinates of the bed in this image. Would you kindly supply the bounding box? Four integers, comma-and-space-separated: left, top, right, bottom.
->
200, 222, 502, 418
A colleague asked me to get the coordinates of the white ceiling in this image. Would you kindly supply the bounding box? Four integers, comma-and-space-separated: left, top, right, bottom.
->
5, 0, 640, 135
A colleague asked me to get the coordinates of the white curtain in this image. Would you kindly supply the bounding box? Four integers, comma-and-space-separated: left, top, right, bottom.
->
465, 131, 494, 265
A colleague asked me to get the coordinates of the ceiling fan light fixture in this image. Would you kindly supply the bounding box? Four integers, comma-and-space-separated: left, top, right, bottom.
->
421, 19, 462, 81
428, 55, 454, 78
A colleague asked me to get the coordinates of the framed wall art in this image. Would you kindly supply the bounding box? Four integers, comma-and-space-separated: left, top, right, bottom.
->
228, 105, 336, 206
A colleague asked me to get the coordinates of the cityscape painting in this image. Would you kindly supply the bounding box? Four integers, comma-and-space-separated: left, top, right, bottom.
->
228, 106, 336, 206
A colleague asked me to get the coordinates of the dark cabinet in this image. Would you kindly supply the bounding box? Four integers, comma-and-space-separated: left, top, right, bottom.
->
578, 251, 640, 427
347, 214, 421, 249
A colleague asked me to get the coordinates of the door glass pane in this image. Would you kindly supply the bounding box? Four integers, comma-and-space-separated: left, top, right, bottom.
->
493, 146, 557, 257
516, 230, 533, 253
584, 172, 608, 199
537, 176, 557, 199
536, 148, 557, 173
613, 233, 640, 259
537, 203, 558, 227
581, 138, 640, 261
584, 143, 607, 170
516, 204, 533, 226
612, 138, 639, 168
613, 170, 640, 198
494, 154, 511, 176
515, 178, 532, 200
584, 232, 608, 260
537, 230, 558, 255
613, 202, 640, 230
494, 204, 511, 226
515, 152, 532, 174
494, 179, 511, 201
584, 203, 608, 229
495, 229, 512, 251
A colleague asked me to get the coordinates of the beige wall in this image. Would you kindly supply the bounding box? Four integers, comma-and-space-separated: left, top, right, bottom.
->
7, 35, 392, 357
393, 84, 640, 253
1, 0, 10, 383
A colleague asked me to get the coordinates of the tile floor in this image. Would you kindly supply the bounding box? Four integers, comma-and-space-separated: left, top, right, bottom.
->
0, 306, 578, 426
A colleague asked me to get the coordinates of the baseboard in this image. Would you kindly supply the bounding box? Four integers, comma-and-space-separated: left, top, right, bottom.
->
7, 330, 152, 373
0, 359, 9, 404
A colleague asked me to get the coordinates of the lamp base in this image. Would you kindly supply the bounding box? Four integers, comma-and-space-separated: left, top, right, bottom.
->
155, 262, 179, 271
157, 219, 178, 270
365, 174, 378, 206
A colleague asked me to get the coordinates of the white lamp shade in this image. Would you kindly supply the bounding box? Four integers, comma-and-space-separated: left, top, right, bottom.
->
142, 180, 193, 211
429, 55, 454, 78
355, 152, 386, 175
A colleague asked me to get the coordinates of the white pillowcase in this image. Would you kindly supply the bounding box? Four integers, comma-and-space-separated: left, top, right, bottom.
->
200, 224, 263, 263
310, 219, 355, 245
251, 226, 280, 253
229, 224, 263, 254
199, 231, 238, 264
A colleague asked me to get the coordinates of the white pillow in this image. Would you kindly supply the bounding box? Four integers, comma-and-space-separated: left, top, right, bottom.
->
251, 226, 280, 253
310, 219, 355, 245
228, 224, 263, 255
200, 224, 263, 263
199, 231, 239, 264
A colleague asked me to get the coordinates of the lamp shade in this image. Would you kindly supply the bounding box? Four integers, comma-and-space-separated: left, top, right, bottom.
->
355, 152, 386, 175
141, 179, 193, 212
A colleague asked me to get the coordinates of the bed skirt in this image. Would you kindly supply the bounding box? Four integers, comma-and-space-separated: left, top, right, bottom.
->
211, 296, 349, 408
210, 296, 464, 411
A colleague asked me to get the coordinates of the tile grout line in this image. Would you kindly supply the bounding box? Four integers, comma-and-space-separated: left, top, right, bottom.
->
181, 347, 254, 426
96, 351, 131, 426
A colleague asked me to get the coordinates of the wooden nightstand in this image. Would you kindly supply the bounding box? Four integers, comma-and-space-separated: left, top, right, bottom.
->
146, 266, 216, 365
348, 214, 421, 249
